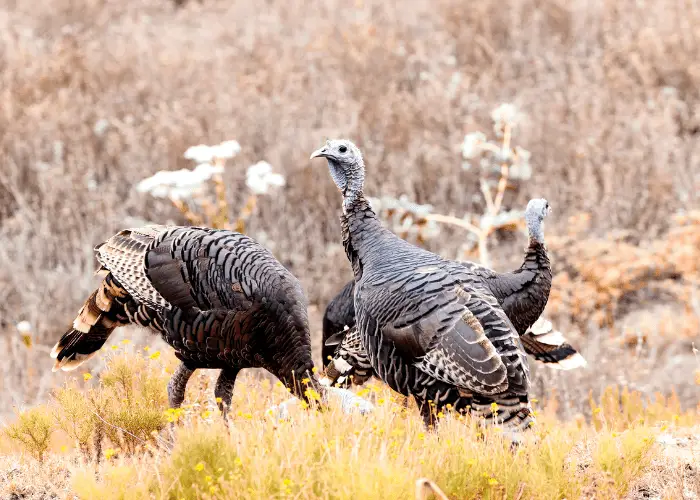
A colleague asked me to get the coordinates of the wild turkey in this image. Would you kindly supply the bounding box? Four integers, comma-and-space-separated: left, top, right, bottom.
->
322, 325, 374, 387
322, 199, 585, 386
50, 225, 326, 417
311, 139, 540, 437
321, 280, 355, 367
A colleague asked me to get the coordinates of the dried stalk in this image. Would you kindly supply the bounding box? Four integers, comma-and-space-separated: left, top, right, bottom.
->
415, 478, 449, 500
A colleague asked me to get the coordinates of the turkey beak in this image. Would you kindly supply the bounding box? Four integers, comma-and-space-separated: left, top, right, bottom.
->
310, 146, 329, 160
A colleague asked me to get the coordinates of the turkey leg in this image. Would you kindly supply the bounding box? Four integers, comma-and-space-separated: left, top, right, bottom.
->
214, 367, 239, 420
167, 361, 196, 409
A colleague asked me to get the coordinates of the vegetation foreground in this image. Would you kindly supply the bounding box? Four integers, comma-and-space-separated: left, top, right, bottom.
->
1, 348, 698, 499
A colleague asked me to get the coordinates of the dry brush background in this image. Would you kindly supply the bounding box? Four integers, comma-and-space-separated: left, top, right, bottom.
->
1, 0, 699, 423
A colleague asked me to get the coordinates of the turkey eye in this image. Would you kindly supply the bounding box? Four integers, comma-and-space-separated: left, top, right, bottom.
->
339, 145, 348, 153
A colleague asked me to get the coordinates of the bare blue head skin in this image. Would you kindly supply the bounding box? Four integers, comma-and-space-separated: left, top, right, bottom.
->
525, 198, 550, 244
310, 139, 365, 211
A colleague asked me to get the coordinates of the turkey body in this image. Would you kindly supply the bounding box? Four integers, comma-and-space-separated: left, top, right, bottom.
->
344, 200, 533, 431
51, 225, 323, 414
322, 200, 583, 388
311, 139, 539, 436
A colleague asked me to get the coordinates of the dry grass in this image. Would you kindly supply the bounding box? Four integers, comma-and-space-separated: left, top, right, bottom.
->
1, 350, 698, 499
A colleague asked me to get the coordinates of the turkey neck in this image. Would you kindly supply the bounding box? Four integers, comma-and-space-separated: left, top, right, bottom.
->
340, 193, 395, 282
509, 238, 552, 334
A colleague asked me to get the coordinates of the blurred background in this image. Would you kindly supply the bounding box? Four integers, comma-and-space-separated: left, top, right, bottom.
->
0, 0, 698, 421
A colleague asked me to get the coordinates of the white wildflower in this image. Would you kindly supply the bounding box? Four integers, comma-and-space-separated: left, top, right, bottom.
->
16, 321, 32, 334
184, 144, 214, 163
136, 163, 224, 200
184, 140, 241, 163
462, 131, 487, 160
246, 161, 286, 195
491, 103, 522, 133
209, 140, 241, 160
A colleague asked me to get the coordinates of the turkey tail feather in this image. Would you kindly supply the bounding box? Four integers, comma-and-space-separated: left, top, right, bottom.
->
521, 318, 587, 370
51, 274, 127, 372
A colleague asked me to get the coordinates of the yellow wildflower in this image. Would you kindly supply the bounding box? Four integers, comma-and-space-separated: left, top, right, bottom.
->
110, 345, 118, 350
194, 462, 205, 472
149, 351, 161, 360
104, 448, 117, 460
83, 373, 93, 381
304, 388, 321, 401
121, 339, 131, 344
143, 346, 150, 351
201, 410, 212, 419
311, 366, 318, 373
467, 458, 477, 466
301, 377, 310, 385
205, 476, 213, 483
488, 478, 499, 486
215, 397, 223, 404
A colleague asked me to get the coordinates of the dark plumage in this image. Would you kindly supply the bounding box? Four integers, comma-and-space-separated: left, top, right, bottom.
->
321, 198, 586, 385
51, 225, 326, 416
323, 326, 374, 387
321, 280, 356, 367
312, 139, 537, 437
